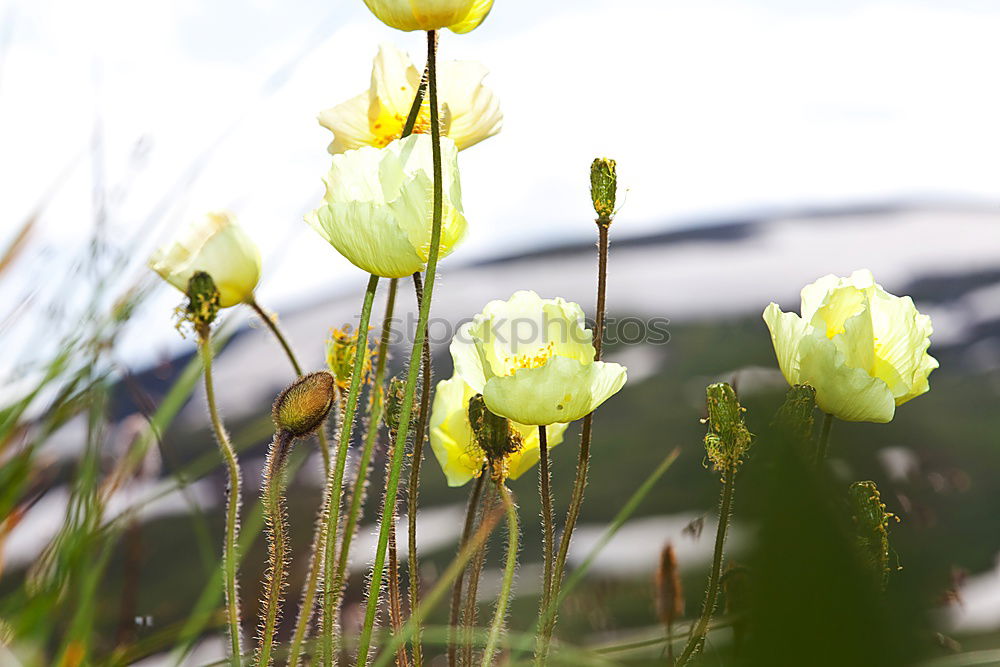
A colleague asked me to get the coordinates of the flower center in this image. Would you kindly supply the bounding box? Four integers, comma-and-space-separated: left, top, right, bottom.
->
503, 342, 555, 376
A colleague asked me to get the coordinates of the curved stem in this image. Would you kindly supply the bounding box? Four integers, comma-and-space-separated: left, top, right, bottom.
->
816, 412, 834, 467
448, 473, 486, 667
534, 426, 554, 665
316, 274, 380, 666
481, 483, 519, 667
676, 471, 736, 665
198, 337, 243, 666
355, 30, 443, 666
462, 486, 496, 667
408, 272, 433, 667
258, 431, 294, 666
540, 224, 610, 659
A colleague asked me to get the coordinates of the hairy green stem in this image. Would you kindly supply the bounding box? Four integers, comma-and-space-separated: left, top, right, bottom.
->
534, 426, 554, 666
676, 471, 736, 665
331, 278, 399, 605
355, 29, 443, 666
448, 473, 486, 667
317, 273, 381, 665
816, 411, 834, 466
462, 485, 495, 667
258, 431, 294, 666
481, 484, 519, 667
540, 224, 610, 660
198, 337, 243, 665
371, 503, 503, 667
408, 271, 433, 667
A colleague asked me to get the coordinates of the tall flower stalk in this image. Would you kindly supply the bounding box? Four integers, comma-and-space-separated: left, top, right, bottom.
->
318, 274, 381, 665
355, 29, 446, 665
189, 273, 244, 665
481, 482, 519, 667
538, 158, 618, 662
258, 372, 336, 666
448, 472, 486, 667
677, 383, 752, 665
408, 271, 434, 667
536, 424, 554, 641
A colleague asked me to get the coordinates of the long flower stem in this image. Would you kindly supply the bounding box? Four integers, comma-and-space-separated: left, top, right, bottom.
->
535, 425, 554, 665
408, 271, 433, 667
331, 278, 400, 602
449, 473, 486, 667
355, 29, 443, 666
540, 223, 610, 659
258, 431, 295, 666
481, 483, 519, 667
387, 432, 411, 667
816, 412, 834, 466
198, 337, 243, 665
317, 273, 381, 666
251, 300, 336, 667
462, 487, 496, 667
676, 471, 736, 665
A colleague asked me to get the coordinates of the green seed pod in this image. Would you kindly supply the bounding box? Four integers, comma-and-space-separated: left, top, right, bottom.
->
703, 382, 753, 476
273, 371, 336, 439
467, 394, 522, 470
185, 271, 220, 338
849, 480, 896, 588
590, 157, 617, 223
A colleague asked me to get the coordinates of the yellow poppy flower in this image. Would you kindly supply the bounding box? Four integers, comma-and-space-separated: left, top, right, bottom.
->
318, 44, 501, 154
763, 269, 938, 423
148, 211, 261, 308
362, 0, 493, 33
306, 133, 467, 278
430, 375, 569, 487
450, 290, 628, 426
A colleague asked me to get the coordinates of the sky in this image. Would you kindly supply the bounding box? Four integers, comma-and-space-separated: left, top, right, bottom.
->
3, 0, 1000, 366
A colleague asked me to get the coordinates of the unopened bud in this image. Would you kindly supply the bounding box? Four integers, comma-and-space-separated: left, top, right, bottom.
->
590, 157, 617, 223
185, 271, 220, 338
655, 543, 684, 629
273, 371, 336, 439
703, 382, 753, 475
467, 394, 522, 473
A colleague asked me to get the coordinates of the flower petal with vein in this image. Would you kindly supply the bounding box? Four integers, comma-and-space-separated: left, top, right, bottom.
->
362, 0, 493, 33
306, 133, 467, 278
318, 43, 501, 154
450, 290, 628, 425
148, 211, 261, 308
763, 269, 938, 423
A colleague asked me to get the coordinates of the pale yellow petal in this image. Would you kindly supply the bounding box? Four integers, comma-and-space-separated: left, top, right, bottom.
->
429, 376, 486, 487
437, 60, 502, 150
370, 43, 423, 124
507, 422, 568, 481
483, 357, 627, 425
448, 0, 494, 33
318, 92, 378, 155
797, 332, 896, 423
762, 303, 808, 387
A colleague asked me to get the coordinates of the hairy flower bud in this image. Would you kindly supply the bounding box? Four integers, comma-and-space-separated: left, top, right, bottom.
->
703, 383, 753, 476
273, 371, 336, 439
590, 157, 617, 224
